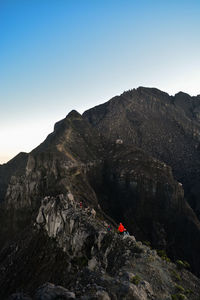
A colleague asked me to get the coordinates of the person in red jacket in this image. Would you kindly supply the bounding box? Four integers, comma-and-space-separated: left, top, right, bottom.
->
118, 223, 126, 234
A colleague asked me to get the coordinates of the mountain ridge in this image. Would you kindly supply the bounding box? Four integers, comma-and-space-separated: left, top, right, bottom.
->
1, 86, 200, 298
83, 86, 200, 219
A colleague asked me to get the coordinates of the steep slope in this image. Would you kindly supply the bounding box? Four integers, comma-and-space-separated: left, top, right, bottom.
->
0, 152, 28, 203
87, 142, 200, 276
3, 110, 103, 210
83, 87, 200, 219
0, 106, 200, 298
1, 194, 200, 299
0, 110, 103, 247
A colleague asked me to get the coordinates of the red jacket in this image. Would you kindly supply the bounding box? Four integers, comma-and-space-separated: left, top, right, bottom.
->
118, 223, 125, 233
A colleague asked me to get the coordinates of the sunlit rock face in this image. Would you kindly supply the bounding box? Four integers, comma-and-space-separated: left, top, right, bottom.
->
1, 88, 200, 298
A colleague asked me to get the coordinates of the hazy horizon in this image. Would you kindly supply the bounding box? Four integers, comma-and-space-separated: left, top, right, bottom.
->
1, 0, 200, 163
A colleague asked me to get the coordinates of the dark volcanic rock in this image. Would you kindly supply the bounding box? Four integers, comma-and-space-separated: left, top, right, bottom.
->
87, 142, 200, 276
1, 91, 200, 298
0, 111, 103, 253
0, 110, 102, 223
8, 294, 32, 300
1, 194, 200, 299
0, 152, 28, 203
83, 87, 200, 219
35, 283, 75, 299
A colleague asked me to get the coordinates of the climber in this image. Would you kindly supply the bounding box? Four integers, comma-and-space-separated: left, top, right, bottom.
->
118, 222, 126, 234
107, 225, 111, 232
80, 202, 83, 208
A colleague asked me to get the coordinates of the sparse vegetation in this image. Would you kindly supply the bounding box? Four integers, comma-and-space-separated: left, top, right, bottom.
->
171, 285, 193, 299
131, 275, 141, 285
176, 260, 190, 270
143, 240, 151, 248
175, 284, 185, 293
171, 293, 186, 300
185, 289, 193, 295
170, 270, 181, 282
157, 249, 171, 262
183, 261, 190, 269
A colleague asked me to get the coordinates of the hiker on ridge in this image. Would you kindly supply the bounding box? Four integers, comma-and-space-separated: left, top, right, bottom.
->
118, 222, 126, 234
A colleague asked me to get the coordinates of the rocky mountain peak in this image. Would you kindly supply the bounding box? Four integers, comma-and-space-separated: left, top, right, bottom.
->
1, 87, 200, 299
117, 87, 171, 104
174, 91, 191, 98
67, 109, 82, 119
54, 110, 82, 132
136, 86, 170, 97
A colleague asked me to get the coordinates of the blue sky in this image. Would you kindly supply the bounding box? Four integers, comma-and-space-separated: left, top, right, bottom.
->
0, 0, 200, 163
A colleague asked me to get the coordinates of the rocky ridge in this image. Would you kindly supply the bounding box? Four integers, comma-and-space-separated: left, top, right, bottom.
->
1, 193, 200, 299
83, 87, 200, 219
1, 88, 200, 298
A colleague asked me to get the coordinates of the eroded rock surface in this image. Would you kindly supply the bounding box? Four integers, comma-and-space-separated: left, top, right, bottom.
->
2, 194, 200, 299
83, 87, 200, 219
1, 89, 200, 298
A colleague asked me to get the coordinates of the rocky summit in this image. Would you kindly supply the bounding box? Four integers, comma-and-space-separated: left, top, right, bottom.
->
0, 87, 200, 299
83, 87, 200, 220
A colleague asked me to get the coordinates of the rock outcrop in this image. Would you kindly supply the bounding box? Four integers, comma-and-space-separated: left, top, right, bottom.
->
0, 152, 28, 203
1, 194, 200, 299
88, 142, 200, 277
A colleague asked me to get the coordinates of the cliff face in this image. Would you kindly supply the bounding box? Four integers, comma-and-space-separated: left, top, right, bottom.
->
0, 152, 28, 203
83, 87, 200, 219
87, 142, 200, 276
0, 111, 102, 248
1, 88, 200, 298
4, 110, 102, 210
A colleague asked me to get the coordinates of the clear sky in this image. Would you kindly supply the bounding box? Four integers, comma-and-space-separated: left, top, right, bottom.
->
1, 0, 200, 164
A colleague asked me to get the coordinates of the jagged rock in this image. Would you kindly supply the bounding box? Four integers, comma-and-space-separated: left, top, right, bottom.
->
0, 192, 199, 299
88, 257, 98, 271
1, 88, 200, 299
0, 152, 28, 203
83, 87, 200, 220
34, 283, 75, 299
95, 290, 111, 300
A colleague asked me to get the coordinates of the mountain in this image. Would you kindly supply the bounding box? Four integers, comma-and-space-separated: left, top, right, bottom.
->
83, 87, 200, 219
0, 88, 200, 299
